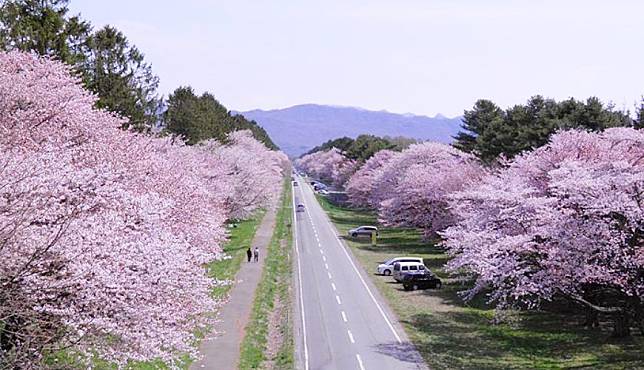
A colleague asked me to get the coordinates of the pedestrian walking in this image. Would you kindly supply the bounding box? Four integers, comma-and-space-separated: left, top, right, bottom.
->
253, 247, 259, 262
246, 247, 252, 262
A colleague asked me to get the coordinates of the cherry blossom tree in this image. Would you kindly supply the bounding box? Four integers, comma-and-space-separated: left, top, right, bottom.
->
0, 51, 236, 367
442, 128, 644, 337
296, 147, 357, 187
201, 130, 288, 220
345, 150, 398, 208
372, 143, 485, 237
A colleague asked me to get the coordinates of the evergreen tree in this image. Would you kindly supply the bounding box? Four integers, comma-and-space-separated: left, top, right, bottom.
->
164, 86, 276, 148
0, 0, 90, 65
83, 26, 160, 131
454, 96, 634, 162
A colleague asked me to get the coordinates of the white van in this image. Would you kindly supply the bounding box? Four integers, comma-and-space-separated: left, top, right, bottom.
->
377, 257, 423, 275
393, 261, 426, 282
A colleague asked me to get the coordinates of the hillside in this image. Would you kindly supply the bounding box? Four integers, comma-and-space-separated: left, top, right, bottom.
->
239, 104, 463, 156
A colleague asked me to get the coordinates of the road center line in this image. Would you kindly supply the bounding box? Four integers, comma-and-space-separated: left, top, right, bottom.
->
335, 295, 342, 305
347, 330, 355, 344
341, 311, 348, 322
324, 263, 329, 270
327, 271, 332, 279
356, 354, 365, 370
331, 282, 336, 291
322, 255, 326, 262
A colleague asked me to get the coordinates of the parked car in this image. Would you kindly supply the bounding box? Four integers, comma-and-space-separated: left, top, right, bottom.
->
402, 271, 442, 290
348, 226, 378, 238
318, 189, 329, 195
392, 261, 427, 282
296, 204, 305, 212
376, 257, 423, 275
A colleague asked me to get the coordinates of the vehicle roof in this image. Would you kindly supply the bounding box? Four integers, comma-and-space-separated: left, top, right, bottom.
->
393, 261, 425, 266
358, 225, 378, 229
390, 256, 423, 261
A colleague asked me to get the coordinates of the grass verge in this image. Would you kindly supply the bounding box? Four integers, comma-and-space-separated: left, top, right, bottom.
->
238, 179, 294, 369
316, 195, 644, 370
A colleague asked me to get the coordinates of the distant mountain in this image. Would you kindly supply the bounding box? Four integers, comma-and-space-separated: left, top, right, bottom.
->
239, 104, 463, 157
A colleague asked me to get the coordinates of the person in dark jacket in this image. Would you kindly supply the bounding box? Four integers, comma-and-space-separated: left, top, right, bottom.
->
246, 247, 252, 262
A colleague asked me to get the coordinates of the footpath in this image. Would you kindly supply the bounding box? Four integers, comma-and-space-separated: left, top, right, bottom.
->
191, 203, 278, 370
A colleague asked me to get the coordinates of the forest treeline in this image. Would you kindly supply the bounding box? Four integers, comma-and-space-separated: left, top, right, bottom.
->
0, 0, 276, 148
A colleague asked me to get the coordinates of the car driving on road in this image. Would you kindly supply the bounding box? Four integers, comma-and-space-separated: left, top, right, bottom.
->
377, 257, 424, 275
296, 204, 305, 212
402, 271, 442, 290
348, 225, 378, 238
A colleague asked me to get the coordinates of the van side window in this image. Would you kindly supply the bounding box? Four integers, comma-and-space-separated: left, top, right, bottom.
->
394, 265, 400, 271
402, 266, 408, 271
419, 265, 425, 270
410, 266, 417, 270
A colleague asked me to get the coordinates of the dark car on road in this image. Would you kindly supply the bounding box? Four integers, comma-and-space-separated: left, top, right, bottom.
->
402, 272, 442, 291
296, 204, 305, 212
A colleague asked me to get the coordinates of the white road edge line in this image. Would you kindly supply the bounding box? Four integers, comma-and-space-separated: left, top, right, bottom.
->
356, 354, 365, 370
335, 295, 342, 305
311, 185, 404, 344
292, 182, 309, 370
347, 330, 355, 344
341, 311, 348, 322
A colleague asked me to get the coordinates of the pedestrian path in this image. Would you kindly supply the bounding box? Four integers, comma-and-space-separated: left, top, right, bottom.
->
191, 203, 278, 370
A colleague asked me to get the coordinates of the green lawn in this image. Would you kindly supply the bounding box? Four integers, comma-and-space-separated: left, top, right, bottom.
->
46, 212, 266, 370
238, 179, 294, 369
316, 195, 644, 370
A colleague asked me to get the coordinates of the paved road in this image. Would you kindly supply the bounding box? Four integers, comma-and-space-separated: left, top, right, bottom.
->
292, 175, 427, 370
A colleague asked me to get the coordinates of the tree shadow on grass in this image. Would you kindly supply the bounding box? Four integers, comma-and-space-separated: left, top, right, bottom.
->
406, 306, 644, 370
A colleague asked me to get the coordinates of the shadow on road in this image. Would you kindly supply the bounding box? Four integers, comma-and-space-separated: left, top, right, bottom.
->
373, 341, 424, 364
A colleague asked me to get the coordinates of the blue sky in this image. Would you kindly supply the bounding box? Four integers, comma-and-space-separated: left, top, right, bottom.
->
70, 0, 644, 117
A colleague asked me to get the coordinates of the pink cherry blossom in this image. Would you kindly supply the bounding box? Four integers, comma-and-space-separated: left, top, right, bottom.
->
296, 147, 357, 187
345, 150, 398, 208
442, 128, 643, 334
0, 51, 286, 367
371, 142, 485, 237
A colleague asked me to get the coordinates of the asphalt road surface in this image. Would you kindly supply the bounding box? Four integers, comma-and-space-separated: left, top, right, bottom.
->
292, 175, 427, 370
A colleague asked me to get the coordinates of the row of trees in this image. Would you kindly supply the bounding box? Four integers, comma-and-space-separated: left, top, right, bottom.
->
0, 0, 275, 147
0, 51, 288, 368
454, 95, 641, 162
306, 134, 417, 163
297, 118, 642, 338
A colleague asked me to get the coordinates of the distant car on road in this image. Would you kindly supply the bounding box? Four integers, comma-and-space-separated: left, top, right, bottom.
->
293, 181, 298, 186
296, 204, 305, 212
377, 257, 423, 275
392, 261, 427, 282
402, 271, 442, 290
348, 226, 378, 238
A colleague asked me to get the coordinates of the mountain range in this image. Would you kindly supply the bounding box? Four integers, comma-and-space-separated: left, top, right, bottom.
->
239, 104, 464, 157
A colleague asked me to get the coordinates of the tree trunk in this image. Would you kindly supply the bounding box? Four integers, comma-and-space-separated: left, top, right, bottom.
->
583, 308, 599, 328
612, 312, 631, 338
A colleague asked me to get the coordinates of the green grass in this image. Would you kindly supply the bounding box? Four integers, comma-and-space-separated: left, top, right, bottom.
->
238, 179, 294, 369
45, 213, 266, 370
316, 195, 644, 370
208, 212, 266, 300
